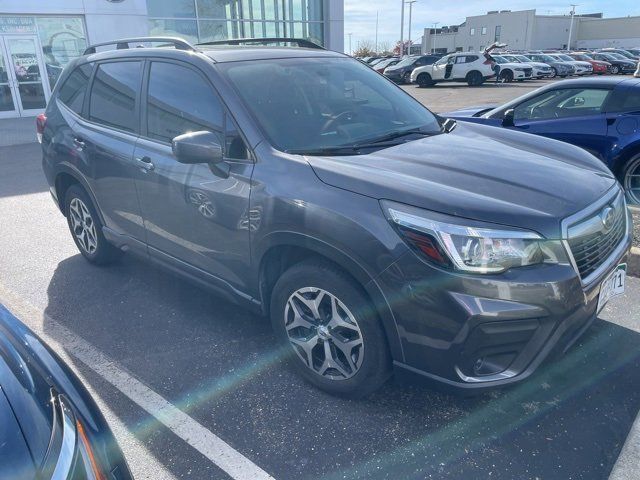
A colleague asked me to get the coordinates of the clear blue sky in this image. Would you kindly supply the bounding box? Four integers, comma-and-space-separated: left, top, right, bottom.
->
344, 1, 640, 52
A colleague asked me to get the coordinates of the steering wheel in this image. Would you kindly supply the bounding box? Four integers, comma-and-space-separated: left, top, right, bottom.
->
321, 110, 358, 134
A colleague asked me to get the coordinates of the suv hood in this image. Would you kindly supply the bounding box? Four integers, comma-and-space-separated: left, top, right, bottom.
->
306, 122, 615, 238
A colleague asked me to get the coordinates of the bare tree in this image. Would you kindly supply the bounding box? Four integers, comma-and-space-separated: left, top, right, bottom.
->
377, 41, 392, 55
353, 39, 376, 57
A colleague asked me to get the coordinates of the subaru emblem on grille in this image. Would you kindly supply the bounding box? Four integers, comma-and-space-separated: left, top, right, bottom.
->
600, 206, 615, 231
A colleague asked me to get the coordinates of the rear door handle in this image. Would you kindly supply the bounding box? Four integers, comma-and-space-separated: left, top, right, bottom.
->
136, 156, 155, 172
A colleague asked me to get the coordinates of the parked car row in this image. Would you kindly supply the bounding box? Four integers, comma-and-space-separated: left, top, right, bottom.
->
368, 46, 640, 88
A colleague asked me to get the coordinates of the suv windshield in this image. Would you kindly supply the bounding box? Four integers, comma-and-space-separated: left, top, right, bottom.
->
220, 57, 442, 154
557, 54, 575, 62
536, 54, 557, 63
393, 56, 418, 68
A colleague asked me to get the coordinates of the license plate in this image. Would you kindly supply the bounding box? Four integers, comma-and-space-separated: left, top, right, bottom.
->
597, 264, 626, 313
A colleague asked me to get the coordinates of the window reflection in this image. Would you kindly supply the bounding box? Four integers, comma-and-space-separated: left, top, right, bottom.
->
147, 0, 324, 46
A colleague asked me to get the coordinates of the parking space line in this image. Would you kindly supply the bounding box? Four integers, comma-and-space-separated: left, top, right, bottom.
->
0, 284, 275, 480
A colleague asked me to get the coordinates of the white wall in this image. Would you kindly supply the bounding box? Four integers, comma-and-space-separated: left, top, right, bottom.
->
532, 16, 573, 50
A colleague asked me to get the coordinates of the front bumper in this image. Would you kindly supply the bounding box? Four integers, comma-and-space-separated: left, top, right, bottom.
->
377, 232, 632, 392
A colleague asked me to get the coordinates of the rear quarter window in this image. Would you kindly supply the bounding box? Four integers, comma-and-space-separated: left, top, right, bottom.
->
57, 63, 93, 115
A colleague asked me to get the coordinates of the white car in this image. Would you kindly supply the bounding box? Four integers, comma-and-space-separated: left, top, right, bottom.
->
549, 54, 593, 75
410, 51, 495, 87
491, 55, 533, 82
500, 54, 553, 78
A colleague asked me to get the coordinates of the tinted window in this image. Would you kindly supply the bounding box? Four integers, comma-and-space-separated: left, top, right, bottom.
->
57, 63, 93, 115
146, 62, 224, 143
89, 62, 141, 132
514, 88, 611, 121
607, 88, 640, 112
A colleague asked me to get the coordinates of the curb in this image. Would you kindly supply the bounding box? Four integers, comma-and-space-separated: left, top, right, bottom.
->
629, 247, 640, 278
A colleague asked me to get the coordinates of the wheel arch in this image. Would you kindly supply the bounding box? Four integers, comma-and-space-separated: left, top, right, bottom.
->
611, 141, 640, 178
256, 232, 405, 362
53, 165, 106, 225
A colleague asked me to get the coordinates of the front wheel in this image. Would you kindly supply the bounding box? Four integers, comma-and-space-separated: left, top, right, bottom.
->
65, 185, 122, 265
611, 65, 621, 74
549, 68, 557, 78
621, 154, 640, 205
270, 260, 392, 398
499, 70, 513, 83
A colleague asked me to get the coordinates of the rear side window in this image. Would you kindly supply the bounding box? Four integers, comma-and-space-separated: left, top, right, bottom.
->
146, 61, 224, 143
607, 88, 640, 113
89, 61, 142, 133
57, 63, 93, 115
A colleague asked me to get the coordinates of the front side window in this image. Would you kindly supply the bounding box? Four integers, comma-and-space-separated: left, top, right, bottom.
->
146, 62, 224, 144
89, 61, 142, 133
514, 88, 611, 121
220, 57, 441, 154
58, 62, 93, 115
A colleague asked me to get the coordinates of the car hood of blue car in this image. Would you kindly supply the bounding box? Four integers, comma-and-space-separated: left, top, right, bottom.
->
306, 122, 616, 239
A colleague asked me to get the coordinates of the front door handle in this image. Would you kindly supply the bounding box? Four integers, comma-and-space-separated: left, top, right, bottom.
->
136, 156, 155, 172
73, 137, 85, 150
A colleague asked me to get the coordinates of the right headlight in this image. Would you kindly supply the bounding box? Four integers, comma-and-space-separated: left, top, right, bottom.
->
384, 201, 570, 274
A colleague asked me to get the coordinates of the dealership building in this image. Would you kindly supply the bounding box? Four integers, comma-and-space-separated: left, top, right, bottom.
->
422, 9, 640, 54
0, 0, 344, 118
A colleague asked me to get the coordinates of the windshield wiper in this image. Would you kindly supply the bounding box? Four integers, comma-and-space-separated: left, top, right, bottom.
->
352, 127, 435, 149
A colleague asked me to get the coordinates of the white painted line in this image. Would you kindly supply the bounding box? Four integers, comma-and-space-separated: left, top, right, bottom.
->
0, 285, 275, 480
609, 410, 640, 480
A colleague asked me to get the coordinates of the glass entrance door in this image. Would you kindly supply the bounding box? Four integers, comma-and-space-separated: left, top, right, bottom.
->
0, 35, 49, 116
0, 38, 18, 118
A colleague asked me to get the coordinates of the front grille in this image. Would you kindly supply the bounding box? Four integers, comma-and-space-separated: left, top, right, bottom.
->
524, 68, 532, 77
566, 191, 627, 280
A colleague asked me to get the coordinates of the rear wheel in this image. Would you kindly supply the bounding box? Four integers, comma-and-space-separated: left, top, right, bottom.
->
621, 154, 640, 205
416, 72, 433, 87
466, 70, 483, 86
64, 185, 122, 265
270, 260, 392, 398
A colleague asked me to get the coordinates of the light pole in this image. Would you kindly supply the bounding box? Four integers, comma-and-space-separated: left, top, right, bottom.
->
400, 0, 405, 57
567, 4, 578, 50
407, 0, 416, 55
348, 32, 353, 55
375, 11, 379, 53
432, 22, 440, 53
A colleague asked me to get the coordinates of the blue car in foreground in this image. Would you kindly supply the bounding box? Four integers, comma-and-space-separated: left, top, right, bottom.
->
444, 77, 640, 204
0, 305, 132, 480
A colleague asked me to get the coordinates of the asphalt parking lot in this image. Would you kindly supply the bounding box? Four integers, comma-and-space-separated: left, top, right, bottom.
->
0, 79, 639, 480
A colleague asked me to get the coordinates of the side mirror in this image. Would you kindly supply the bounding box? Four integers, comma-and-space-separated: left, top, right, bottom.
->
502, 108, 515, 127
172, 131, 223, 165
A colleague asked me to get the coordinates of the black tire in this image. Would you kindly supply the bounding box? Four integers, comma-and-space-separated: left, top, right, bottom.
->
611, 65, 620, 74
466, 70, 483, 86
64, 184, 122, 265
416, 72, 433, 87
402, 71, 411, 84
270, 259, 392, 398
549, 68, 557, 78
499, 70, 513, 83
620, 154, 640, 205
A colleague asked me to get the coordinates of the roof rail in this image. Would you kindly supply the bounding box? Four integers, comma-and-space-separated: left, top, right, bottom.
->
196, 37, 324, 50
83, 37, 196, 55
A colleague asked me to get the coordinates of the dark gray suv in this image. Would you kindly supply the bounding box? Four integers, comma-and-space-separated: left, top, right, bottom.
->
40, 37, 632, 397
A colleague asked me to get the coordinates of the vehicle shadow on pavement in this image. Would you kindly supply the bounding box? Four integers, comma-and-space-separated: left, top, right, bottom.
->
0, 144, 50, 199
43, 254, 640, 480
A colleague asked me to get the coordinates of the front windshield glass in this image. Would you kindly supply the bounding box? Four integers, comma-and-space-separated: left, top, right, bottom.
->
492, 56, 507, 64
220, 57, 442, 154
393, 56, 418, 68
558, 54, 574, 61
516, 55, 533, 62
536, 54, 557, 63
608, 53, 628, 60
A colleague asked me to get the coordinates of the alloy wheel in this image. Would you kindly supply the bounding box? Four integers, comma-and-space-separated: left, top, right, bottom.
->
624, 157, 640, 205
69, 197, 98, 254
284, 287, 364, 380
